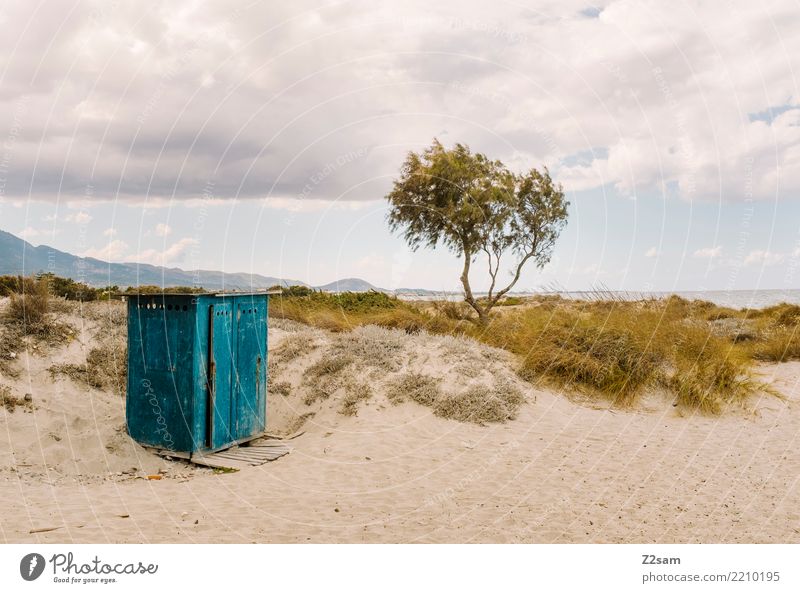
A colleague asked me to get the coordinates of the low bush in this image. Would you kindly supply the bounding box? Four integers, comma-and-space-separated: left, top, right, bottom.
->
387, 372, 441, 406
434, 382, 524, 423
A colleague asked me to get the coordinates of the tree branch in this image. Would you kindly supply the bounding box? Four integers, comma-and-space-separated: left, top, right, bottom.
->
482, 243, 501, 302
492, 251, 534, 304
460, 243, 485, 320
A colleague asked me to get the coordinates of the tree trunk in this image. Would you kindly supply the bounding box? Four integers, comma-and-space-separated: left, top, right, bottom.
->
460, 251, 488, 323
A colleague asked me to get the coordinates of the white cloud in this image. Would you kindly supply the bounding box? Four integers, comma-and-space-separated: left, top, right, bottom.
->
744, 250, 787, 266
65, 212, 92, 224
154, 223, 172, 237
82, 237, 199, 266
83, 240, 129, 261
134, 238, 199, 266
18, 226, 42, 239
1, 0, 797, 205
102, 227, 117, 237
644, 247, 660, 258
693, 246, 723, 259
262, 197, 377, 213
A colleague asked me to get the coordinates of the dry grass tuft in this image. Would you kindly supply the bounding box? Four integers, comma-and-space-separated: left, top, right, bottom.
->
302, 377, 340, 405
301, 353, 355, 405
749, 326, 800, 362
664, 328, 756, 413
0, 325, 22, 378
49, 362, 101, 388
472, 299, 759, 412
273, 332, 319, 362
5, 276, 50, 328
387, 372, 522, 424
339, 382, 373, 416
508, 313, 662, 405
434, 382, 524, 424
49, 342, 127, 392
271, 381, 292, 396
2, 276, 74, 347
387, 372, 441, 406
87, 343, 127, 392
757, 303, 800, 326
306, 353, 354, 378
270, 291, 463, 335
432, 300, 475, 321
0, 384, 33, 412
331, 325, 405, 371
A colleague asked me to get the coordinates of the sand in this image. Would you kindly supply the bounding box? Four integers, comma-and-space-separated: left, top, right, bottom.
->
0, 302, 798, 543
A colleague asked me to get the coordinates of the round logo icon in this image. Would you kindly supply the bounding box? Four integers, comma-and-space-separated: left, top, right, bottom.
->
20, 553, 46, 581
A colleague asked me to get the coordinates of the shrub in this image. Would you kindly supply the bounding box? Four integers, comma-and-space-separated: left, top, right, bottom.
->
270, 284, 316, 297
301, 354, 354, 405
750, 326, 800, 362
305, 354, 354, 378
331, 326, 405, 371
665, 326, 755, 413
758, 303, 800, 327
49, 343, 127, 392
272, 332, 319, 362
433, 300, 475, 320
387, 372, 522, 423
38, 273, 99, 301
5, 276, 50, 329
387, 372, 441, 406
434, 382, 524, 424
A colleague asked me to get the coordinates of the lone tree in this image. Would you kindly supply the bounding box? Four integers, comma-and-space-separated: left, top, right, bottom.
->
386, 139, 568, 323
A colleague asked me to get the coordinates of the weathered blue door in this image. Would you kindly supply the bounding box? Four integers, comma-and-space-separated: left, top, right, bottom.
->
208, 303, 233, 449
233, 301, 267, 440
126, 296, 195, 452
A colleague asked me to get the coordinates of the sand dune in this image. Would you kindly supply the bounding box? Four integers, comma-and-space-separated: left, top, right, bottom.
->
1, 303, 798, 543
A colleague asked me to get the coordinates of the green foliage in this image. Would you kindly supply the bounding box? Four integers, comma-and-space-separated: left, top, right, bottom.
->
325, 290, 399, 312
122, 285, 206, 295
269, 284, 316, 297
37, 273, 99, 301
385, 138, 568, 321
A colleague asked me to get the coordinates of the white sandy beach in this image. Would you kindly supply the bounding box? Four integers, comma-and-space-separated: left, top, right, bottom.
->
1, 304, 798, 543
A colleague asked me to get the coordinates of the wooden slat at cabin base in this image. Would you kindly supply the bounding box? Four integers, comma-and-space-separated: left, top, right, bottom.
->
189, 442, 292, 471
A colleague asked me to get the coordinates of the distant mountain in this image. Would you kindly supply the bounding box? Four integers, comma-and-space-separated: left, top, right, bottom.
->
0, 229, 306, 290
315, 277, 388, 293
393, 287, 456, 296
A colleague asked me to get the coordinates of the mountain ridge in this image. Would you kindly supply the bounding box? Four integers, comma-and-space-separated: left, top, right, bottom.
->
0, 229, 385, 291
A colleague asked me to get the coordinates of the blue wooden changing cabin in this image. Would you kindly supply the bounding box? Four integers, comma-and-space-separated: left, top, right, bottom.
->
125, 291, 279, 455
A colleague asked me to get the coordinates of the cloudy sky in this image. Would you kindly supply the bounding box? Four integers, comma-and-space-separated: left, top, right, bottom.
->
1, 0, 799, 292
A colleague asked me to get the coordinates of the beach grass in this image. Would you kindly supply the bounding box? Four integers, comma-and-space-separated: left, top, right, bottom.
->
269, 289, 799, 413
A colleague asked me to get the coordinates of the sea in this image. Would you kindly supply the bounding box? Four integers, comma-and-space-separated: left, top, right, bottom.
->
397, 289, 800, 310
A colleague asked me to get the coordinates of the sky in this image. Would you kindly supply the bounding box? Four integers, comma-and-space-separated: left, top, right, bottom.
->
0, 0, 799, 292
